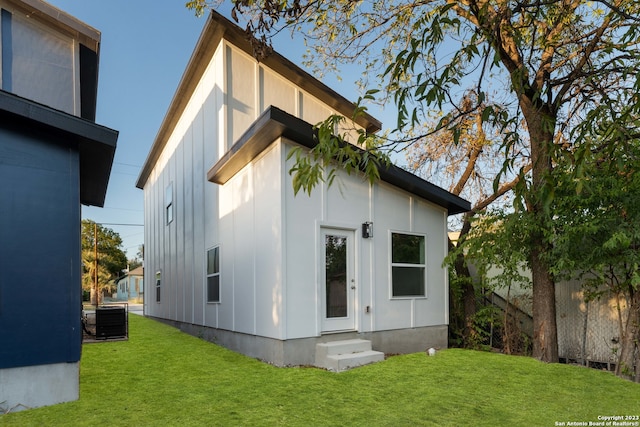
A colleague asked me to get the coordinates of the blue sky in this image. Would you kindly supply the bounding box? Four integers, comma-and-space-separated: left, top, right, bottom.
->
46, 1, 390, 258
44, 0, 206, 258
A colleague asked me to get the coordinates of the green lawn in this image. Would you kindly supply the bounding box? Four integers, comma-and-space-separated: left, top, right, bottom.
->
2, 315, 638, 426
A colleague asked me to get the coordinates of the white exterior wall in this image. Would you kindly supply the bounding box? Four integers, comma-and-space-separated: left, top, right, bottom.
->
282, 143, 449, 339
218, 142, 284, 337
143, 41, 225, 325
143, 36, 450, 343
144, 40, 367, 339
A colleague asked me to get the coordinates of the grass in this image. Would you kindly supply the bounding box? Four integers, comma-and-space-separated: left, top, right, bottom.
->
2, 315, 638, 426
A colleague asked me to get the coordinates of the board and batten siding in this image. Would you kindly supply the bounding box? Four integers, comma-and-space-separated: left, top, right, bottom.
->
143, 41, 225, 324
282, 142, 449, 339
143, 40, 360, 338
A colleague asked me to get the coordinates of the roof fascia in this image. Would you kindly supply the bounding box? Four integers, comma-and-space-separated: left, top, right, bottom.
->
136, 16, 223, 190
4, 0, 100, 49
208, 106, 471, 216
136, 10, 382, 189
0, 89, 118, 207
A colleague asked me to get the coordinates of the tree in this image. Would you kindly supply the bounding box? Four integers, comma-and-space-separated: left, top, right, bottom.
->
81, 220, 128, 304
126, 245, 145, 271
465, 130, 640, 380
187, 0, 640, 362
407, 92, 530, 348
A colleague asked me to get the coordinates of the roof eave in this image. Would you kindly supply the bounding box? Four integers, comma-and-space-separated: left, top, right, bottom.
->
0, 90, 118, 207
136, 10, 381, 189
208, 106, 471, 216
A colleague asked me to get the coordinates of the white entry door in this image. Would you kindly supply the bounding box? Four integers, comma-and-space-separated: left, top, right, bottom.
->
321, 228, 356, 332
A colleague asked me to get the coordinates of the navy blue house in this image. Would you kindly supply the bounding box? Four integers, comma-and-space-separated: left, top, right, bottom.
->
0, 0, 117, 412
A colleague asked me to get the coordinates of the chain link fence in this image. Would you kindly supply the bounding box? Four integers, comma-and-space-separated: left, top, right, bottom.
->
485, 279, 634, 371
555, 280, 632, 370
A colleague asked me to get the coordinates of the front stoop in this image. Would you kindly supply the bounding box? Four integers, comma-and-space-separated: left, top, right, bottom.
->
315, 339, 385, 372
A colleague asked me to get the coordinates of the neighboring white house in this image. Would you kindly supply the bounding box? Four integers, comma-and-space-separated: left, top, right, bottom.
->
136, 11, 470, 367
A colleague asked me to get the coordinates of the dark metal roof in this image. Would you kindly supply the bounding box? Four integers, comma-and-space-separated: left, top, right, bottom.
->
208, 106, 471, 216
136, 10, 381, 190
0, 89, 118, 207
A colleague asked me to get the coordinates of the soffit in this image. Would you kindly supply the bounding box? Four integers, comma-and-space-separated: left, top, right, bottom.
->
0, 89, 118, 207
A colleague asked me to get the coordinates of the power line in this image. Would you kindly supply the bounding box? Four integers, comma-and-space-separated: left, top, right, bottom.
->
114, 161, 142, 168
98, 206, 143, 212
97, 222, 144, 227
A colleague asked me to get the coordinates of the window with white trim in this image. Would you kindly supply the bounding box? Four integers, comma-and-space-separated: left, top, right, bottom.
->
391, 232, 426, 297
206, 247, 220, 303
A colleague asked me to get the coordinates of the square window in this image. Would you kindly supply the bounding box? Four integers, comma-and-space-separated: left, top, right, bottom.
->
392, 233, 425, 264
391, 233, 426, 297
392, 266, 425, 296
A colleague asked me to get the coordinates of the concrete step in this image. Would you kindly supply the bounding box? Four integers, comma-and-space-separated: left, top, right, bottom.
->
316, 339, 372, 357
324, 350, 385, 372
315, 339, 385, 372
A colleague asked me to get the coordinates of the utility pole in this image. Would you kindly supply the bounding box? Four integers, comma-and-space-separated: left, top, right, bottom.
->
94, 222, 99, 307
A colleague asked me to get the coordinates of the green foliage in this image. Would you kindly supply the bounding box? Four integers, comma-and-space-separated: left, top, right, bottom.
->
550, 140, 640, 293
2, 315, 638, 425
447, 268, 468, 347
185, 0, 640, 361
287, 95, 390, 196
466, 304, 501, 351
81, 220, 128, 294
184, 1, 207, 17
451, 211, 532, 293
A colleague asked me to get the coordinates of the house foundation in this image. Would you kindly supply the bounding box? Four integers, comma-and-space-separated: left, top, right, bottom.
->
0, 363, 79, 413
152, 317, 447, 367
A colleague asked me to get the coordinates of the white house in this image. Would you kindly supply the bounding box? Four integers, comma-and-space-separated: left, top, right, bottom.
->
136, 11, 470, 368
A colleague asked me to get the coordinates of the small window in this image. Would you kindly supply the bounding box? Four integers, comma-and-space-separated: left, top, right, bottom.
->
206, 247, 220, 303
166, 183, 173, 224
155, 271, 161, 302
391, 233, 426, 297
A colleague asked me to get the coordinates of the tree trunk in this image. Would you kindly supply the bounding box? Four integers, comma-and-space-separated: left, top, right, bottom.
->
616, 289, 640, 381
452, 249, 477, 347
531, 246, 559, 362
448, 233, 478, 348
523, 99, 559, 363
455, 216, 478, 348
